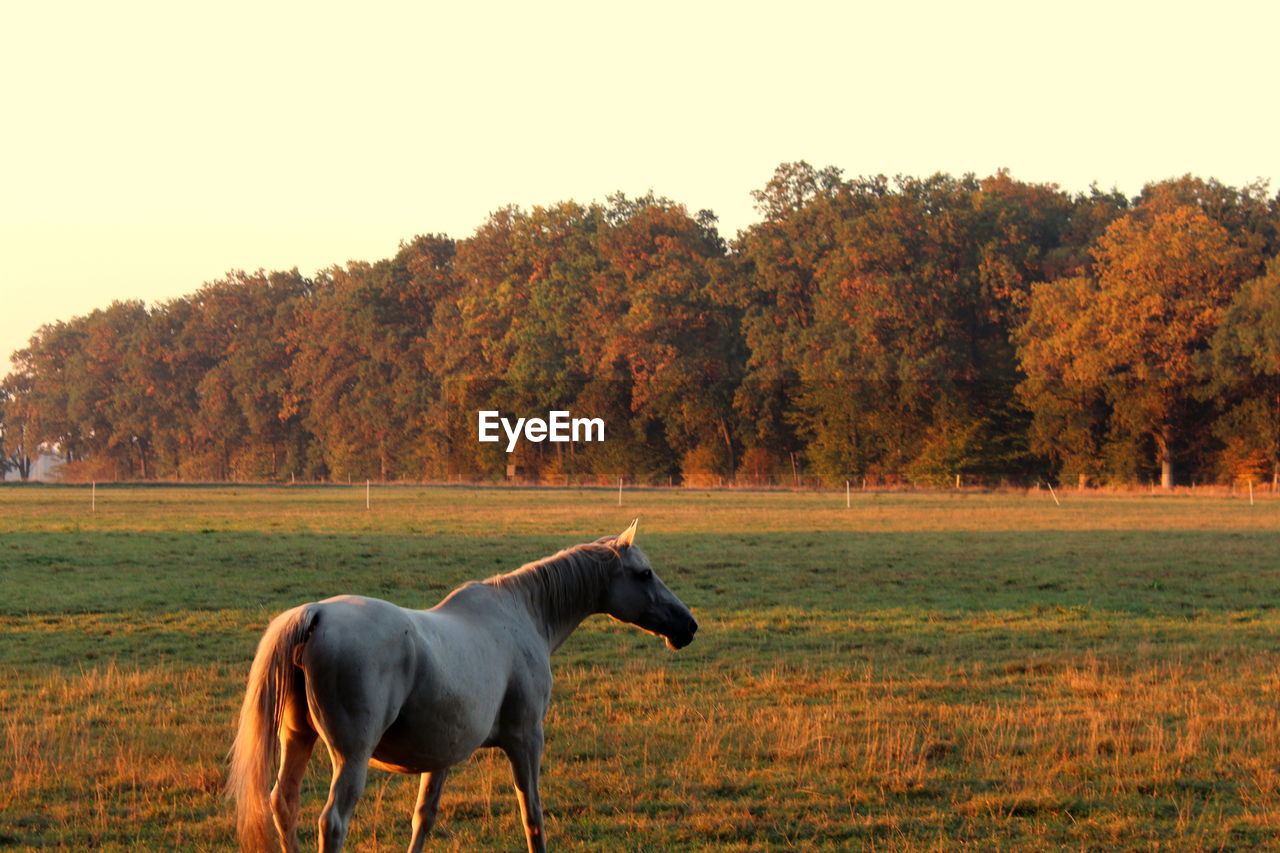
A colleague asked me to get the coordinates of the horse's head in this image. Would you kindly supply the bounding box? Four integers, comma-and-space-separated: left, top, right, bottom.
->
599, 519, 698, 650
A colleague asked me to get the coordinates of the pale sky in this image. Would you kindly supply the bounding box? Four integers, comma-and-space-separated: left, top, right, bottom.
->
3, 0, 1277, 373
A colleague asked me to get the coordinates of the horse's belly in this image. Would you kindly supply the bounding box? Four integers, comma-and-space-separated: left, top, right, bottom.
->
364, 605, 529, 774
371, 716, 492, 774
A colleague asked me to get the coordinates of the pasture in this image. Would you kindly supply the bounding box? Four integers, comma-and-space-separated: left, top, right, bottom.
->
2, 484, 1279, 851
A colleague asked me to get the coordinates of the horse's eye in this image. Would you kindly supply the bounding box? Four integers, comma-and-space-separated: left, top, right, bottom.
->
638, 568, 653, 581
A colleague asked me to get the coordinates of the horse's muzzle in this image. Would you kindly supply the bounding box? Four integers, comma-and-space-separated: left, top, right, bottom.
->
666, 616, 698, 650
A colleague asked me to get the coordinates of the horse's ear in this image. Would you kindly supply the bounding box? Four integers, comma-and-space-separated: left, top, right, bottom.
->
616, 517, 639, 548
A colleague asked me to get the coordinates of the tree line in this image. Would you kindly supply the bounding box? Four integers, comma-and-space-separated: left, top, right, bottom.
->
3, 164, 1278, 488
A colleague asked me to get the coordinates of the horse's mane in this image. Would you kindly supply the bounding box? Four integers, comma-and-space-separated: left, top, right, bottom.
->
484, 540, 619, 624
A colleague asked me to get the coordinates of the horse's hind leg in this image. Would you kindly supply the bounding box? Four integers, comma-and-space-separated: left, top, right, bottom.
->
317, 753, 369, 853
407, 769, 449, 853
270, 722, 316, 853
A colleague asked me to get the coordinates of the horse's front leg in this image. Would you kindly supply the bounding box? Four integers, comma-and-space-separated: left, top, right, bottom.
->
503, 726, 546, 853
407, 769, 449, 853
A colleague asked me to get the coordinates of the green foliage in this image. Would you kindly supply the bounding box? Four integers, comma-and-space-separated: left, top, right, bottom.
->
3, 169, 1279, 486
1206, 256, 1280, 485
903, 409, 986, 488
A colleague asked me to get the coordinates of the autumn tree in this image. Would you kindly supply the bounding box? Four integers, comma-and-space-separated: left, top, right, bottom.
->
3, 304, 153, 478
4, 320, 85, 469
1016, 276, 1113, 486
593, 195, 739, 481
289, 238, 454, 481
3, 169, 1275, 489
740, 166, 1079, 485
1019, 203, 1254, 487
0, 385, 19, 478
426, 205, 607, 479
181, 270, 314, 479
137, 293, 228, 477
1206, 256, 1280, 487
1138, 176, 1278, 259
734, 163, 871, 479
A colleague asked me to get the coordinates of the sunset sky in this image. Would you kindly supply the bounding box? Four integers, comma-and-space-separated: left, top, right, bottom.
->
3, 0, 1276, 372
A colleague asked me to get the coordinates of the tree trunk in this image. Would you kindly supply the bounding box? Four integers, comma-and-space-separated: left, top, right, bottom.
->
1274, 389, 1280, 492
719, 418, 735, 478
1156, 425, 1174, 490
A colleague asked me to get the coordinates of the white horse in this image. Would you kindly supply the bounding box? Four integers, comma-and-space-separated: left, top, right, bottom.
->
228, 520, 697, 853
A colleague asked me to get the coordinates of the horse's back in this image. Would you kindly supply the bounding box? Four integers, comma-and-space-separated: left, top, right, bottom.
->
404, 585, 548, 743
305, 595, 420, 668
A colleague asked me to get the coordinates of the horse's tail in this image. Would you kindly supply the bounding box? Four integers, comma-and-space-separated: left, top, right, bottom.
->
228, 604, 317, 852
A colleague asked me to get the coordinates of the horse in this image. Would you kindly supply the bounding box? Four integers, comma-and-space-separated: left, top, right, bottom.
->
228, 519, 698, 853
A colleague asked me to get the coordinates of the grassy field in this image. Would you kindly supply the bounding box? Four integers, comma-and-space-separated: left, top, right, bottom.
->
2, 484, 1279, 851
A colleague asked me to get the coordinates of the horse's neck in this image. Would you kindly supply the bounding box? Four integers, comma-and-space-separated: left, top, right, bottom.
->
541, 604, 591, 654
506, 554, 607, 653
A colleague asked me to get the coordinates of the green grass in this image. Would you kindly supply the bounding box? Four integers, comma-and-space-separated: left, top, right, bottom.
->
2, 485, 1279, 850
